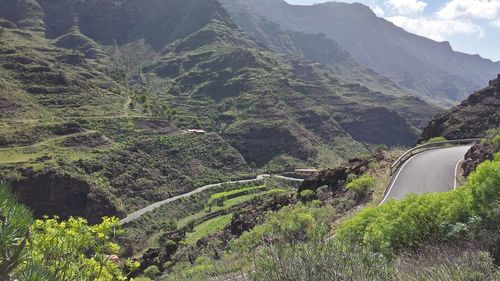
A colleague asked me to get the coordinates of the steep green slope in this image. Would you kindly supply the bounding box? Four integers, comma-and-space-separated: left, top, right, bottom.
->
0, 0, 439, 222
147, 19, 439, 163
221, 5, 406, 97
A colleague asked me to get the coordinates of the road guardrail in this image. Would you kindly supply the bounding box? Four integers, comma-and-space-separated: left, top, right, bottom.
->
390, 138, 481, 175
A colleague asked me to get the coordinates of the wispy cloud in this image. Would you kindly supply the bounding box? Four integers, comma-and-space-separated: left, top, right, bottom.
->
387, 16, 485, 41
437, 0, 500, 20
387, 0, 427, 16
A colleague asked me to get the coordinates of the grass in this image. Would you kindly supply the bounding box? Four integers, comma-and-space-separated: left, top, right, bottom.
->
178, 191, 268, 228
184, 214, 233, 245
138, 191, 270, 253
210, 185, 266, 199
0, 148, 48, 164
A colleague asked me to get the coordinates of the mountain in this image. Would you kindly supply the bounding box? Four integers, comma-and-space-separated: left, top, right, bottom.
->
420, 75, 500, 141
220, 0, 500, 107
221, 7, 406, 97
0, 0, 439, 221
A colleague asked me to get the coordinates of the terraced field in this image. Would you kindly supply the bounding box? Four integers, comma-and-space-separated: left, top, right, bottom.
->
121, 179, 299, 254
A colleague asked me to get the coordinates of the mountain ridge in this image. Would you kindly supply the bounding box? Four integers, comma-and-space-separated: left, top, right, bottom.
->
221, 0, 500, 107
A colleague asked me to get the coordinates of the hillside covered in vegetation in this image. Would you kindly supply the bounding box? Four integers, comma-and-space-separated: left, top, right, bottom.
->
0, 0, 440, 222
221, 0, 500, 107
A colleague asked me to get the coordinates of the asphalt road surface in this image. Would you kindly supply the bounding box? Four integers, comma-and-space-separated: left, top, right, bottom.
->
380, 145, 471, 204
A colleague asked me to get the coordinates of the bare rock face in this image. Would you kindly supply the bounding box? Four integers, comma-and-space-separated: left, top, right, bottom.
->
462, 139, 499, 177
12, 171, 122, 224
420, 75, 500, 142
340, 107, 418, 147
299, 158, 369, 193
224, 122, 316, 166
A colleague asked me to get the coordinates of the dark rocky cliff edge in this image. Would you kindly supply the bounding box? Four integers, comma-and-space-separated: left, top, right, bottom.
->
420, 74, 500, 141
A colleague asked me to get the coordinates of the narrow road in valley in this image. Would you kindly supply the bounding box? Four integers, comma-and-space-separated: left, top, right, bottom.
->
380, 145, 471, 204
120, 174, 303, 224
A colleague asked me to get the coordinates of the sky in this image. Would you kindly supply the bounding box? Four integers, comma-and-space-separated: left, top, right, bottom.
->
285, 0, 500, 61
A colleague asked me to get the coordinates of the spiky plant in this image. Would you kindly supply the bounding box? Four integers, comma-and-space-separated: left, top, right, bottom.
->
0, 182, 33, 280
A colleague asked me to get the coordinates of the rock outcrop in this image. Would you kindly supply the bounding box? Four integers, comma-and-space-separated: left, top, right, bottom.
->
299, 158, 369, 193
420, 74, 500, 141
11, 171, 123, 224
462, 137, 500, 177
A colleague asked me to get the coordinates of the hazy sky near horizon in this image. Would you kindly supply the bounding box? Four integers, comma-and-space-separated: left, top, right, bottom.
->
285, 0, 500, 61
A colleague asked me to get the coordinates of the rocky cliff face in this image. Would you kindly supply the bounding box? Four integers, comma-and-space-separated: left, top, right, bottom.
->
12, 171, 122, 224
420, 75, 500, 141
462, 138, 499, 177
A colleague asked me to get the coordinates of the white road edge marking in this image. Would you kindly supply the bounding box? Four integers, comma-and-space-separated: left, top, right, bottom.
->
454, 158, 464, 189
379, 154, 419, 206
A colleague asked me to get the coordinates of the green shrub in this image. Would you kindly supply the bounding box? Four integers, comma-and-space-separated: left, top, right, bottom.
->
299, 189, 316, 202
211, 185, 266, 200
0, 183, 127, 280
423, 136, 447, 144
492, 135, 500, 147
337, 153, 500, 255
395, 243, 500, 281
346, 174, 374, 196
132, 277, 153, 281
183, 256, 214, 277
0, 183, 32, 280
232, 203, 334, 251
143, 265, 160, 279
346, 173, 358, 184
163, 261, 174, 270
250, 239, 393, 281
214, 197, 225, 207
186, 220, 196, 233
267, 188, 286, 197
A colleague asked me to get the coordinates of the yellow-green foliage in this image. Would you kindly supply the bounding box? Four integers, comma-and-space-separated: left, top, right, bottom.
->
423, 136, 447, 144
185, 214, 233, 245
337, 153, 500, 254
232, 202, 334, 251
24, 217, 125, 280
346, 175, 375, 194
267, 188, 287, 196
299, 189, 316, 202
210, 185, 266, 199
493, 135, 500, 147
0, 182, 127, 280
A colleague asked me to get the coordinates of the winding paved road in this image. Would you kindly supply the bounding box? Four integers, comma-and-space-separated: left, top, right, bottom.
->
120, 174, 303, 224
380, 145, 471, 205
